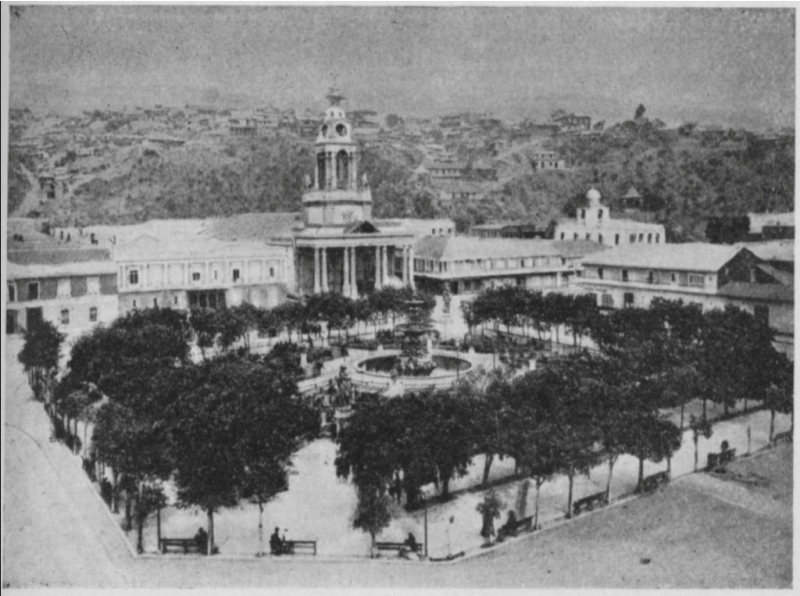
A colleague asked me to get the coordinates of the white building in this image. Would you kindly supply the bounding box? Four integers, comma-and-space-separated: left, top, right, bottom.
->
555, 188, 666, 247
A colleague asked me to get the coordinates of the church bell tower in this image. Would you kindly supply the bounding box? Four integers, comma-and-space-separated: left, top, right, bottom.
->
303, 88, 372, 227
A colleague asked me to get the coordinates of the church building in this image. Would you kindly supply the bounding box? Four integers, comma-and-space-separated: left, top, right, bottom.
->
292, 89, 416, 298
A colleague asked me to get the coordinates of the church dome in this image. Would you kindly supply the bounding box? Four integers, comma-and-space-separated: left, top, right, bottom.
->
586, 187, 602, 206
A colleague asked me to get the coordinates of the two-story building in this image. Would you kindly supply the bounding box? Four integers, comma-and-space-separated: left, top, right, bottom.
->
6, 248, 118, 337
555, 188, 666, 247
413, 236, 605, 295
575, 243, 794, 356
531, 150, 567, 171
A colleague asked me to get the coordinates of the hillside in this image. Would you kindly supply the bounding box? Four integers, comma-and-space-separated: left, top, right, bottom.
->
7, 111, 794, 239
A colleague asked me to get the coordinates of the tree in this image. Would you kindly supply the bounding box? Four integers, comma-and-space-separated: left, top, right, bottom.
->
353, 482, 392, 557
189, 307, 221, 358
635, 104, 646, 120
171, 355, 317, 556
689, 414, 713, 472
18, 320, 64, 404
764, 352, 793, 442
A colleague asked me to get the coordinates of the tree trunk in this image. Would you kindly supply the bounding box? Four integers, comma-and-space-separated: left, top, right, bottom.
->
667, 455, 672, 477
370, 531, 376, 559
258, 501, 264, 555
680, 403, 685, 430
124, 490, 133, 531
566, 473, 574, 518
482, 454, 494, 486
136, 482, 144, 553
744, 396, 748, 414
442, 476, 451, 500
112, 470, 119, 513
207, 509, 215, 556
606, 458, 615, 502
637, 457, 644, 492
703, 397, 707, 422
157, 504, 162, 548
770, 408, 776, 443
534, 481, 541, 530
724, 400, 730, 417
693, 436, 699, 472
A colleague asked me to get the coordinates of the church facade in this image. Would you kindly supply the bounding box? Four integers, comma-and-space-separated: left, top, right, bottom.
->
292, 90, 416, 298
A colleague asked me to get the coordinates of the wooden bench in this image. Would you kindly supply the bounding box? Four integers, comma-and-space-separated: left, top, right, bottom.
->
774, 431, 793, 445
376, 541, 421, 555
707, 449, 737, 472
573, 491, 607, 516
283, 540, 317, 555
497, 515, 533, 540
160, 538, 203, 554
641, 471, 670, 493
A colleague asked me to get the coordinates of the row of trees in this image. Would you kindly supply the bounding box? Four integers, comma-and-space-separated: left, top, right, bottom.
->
22, 310, 318, 555
461, 286, 598, 345
335, 298, 793, 552
185, 287, 434, 357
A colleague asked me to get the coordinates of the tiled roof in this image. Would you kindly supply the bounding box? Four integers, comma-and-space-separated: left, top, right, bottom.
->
427, 161, 468, 170
718, 282, 794, 303
756, 263, 794, 286
8, 248, 112, 265
414, 236, 606, 261
8, 260, 116, 280
207, 212, 303, 242
580, 243, 747, 272
736, 240, 794, 263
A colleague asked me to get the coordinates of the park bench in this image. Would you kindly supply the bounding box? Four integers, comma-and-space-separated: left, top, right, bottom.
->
282, 540, 317, 555
160, 537, 203, 554
641, 471, 670, 493
497, 515, 533, 540
375, 541, 421, 556
572, 491, 607, 516
707, 448, 736, 472
774, 431, 793, 445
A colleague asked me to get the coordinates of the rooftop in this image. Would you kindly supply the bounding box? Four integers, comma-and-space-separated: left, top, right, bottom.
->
8, 259, 116, 280
736, 240, 795, 263
580, 243, 748, 272
718, 282, 794, 304
414, 236, 606, 262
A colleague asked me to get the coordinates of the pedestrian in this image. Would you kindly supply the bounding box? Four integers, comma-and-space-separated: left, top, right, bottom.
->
194, 526, 208, 554
270, 526, 284, 555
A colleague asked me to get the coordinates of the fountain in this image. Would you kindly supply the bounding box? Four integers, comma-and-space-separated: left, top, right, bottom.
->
355, 293, 472, 393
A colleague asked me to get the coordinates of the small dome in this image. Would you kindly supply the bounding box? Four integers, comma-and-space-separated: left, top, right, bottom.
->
586, 187, 602, 202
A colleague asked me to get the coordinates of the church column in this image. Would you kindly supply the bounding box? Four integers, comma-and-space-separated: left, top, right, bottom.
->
313, 248, 321, 294
321, 247, 329, 292
342, 247, 351, 296
374, 246, 383, 290
382, 246, 389, 284
408, 245, 416, 290
350, 246, 359, 299
402, 246, 408, 286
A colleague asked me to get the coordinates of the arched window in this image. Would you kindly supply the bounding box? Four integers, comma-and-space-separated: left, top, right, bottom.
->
336, 150, 350, 190
317, 153, 327, 190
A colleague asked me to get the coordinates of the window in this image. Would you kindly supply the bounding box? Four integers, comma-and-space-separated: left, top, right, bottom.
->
87, 277, 100, 295
7, 283, 15, 302
57, 278, 71, 298
629, 234, 636, 243
602, 293, 614, 308
132, 300, 137, 308
688, 274, 704, 287
598, 209, 604, 220
647, 233, 652, 244
574, 233, 579, 240
432, 228, 436, 234
580, 209, 586, 219
598, 234, 604, 244
27, 282, 39, 300
233, 269, 240, 282
622, 270, 629, 282
270, 267, 275, 278
624, 292, 634, 307
174, 296, 178, 305
60, 309, 70, 325
129, 270, 139, 285
560, 232, 565, 240
598, 267, 604, 280
615, 234, 620, 246
214, 270, 218, 280
192, 272, 201, 282
89, 307, 98, 322
671, 273, 676, 283
655, 234, 660, 243
647, 271, 654, 284
639, 233, 644, 242
586, 233, 591, 240
153, 298, 158, 307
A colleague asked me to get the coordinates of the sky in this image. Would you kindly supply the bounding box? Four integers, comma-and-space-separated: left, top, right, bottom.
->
7, 5, 796, 130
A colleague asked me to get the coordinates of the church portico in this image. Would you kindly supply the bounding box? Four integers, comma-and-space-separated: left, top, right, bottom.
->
292, 88, 414, 298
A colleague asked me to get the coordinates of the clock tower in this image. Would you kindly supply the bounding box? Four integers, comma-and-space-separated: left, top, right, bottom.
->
303, 88, 372, 227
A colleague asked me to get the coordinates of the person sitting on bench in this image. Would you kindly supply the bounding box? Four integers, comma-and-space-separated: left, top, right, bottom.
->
270, 527, 284, 555
400, 533, 419, 558
194, 527, 208, 554
499, 510, 518, 538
